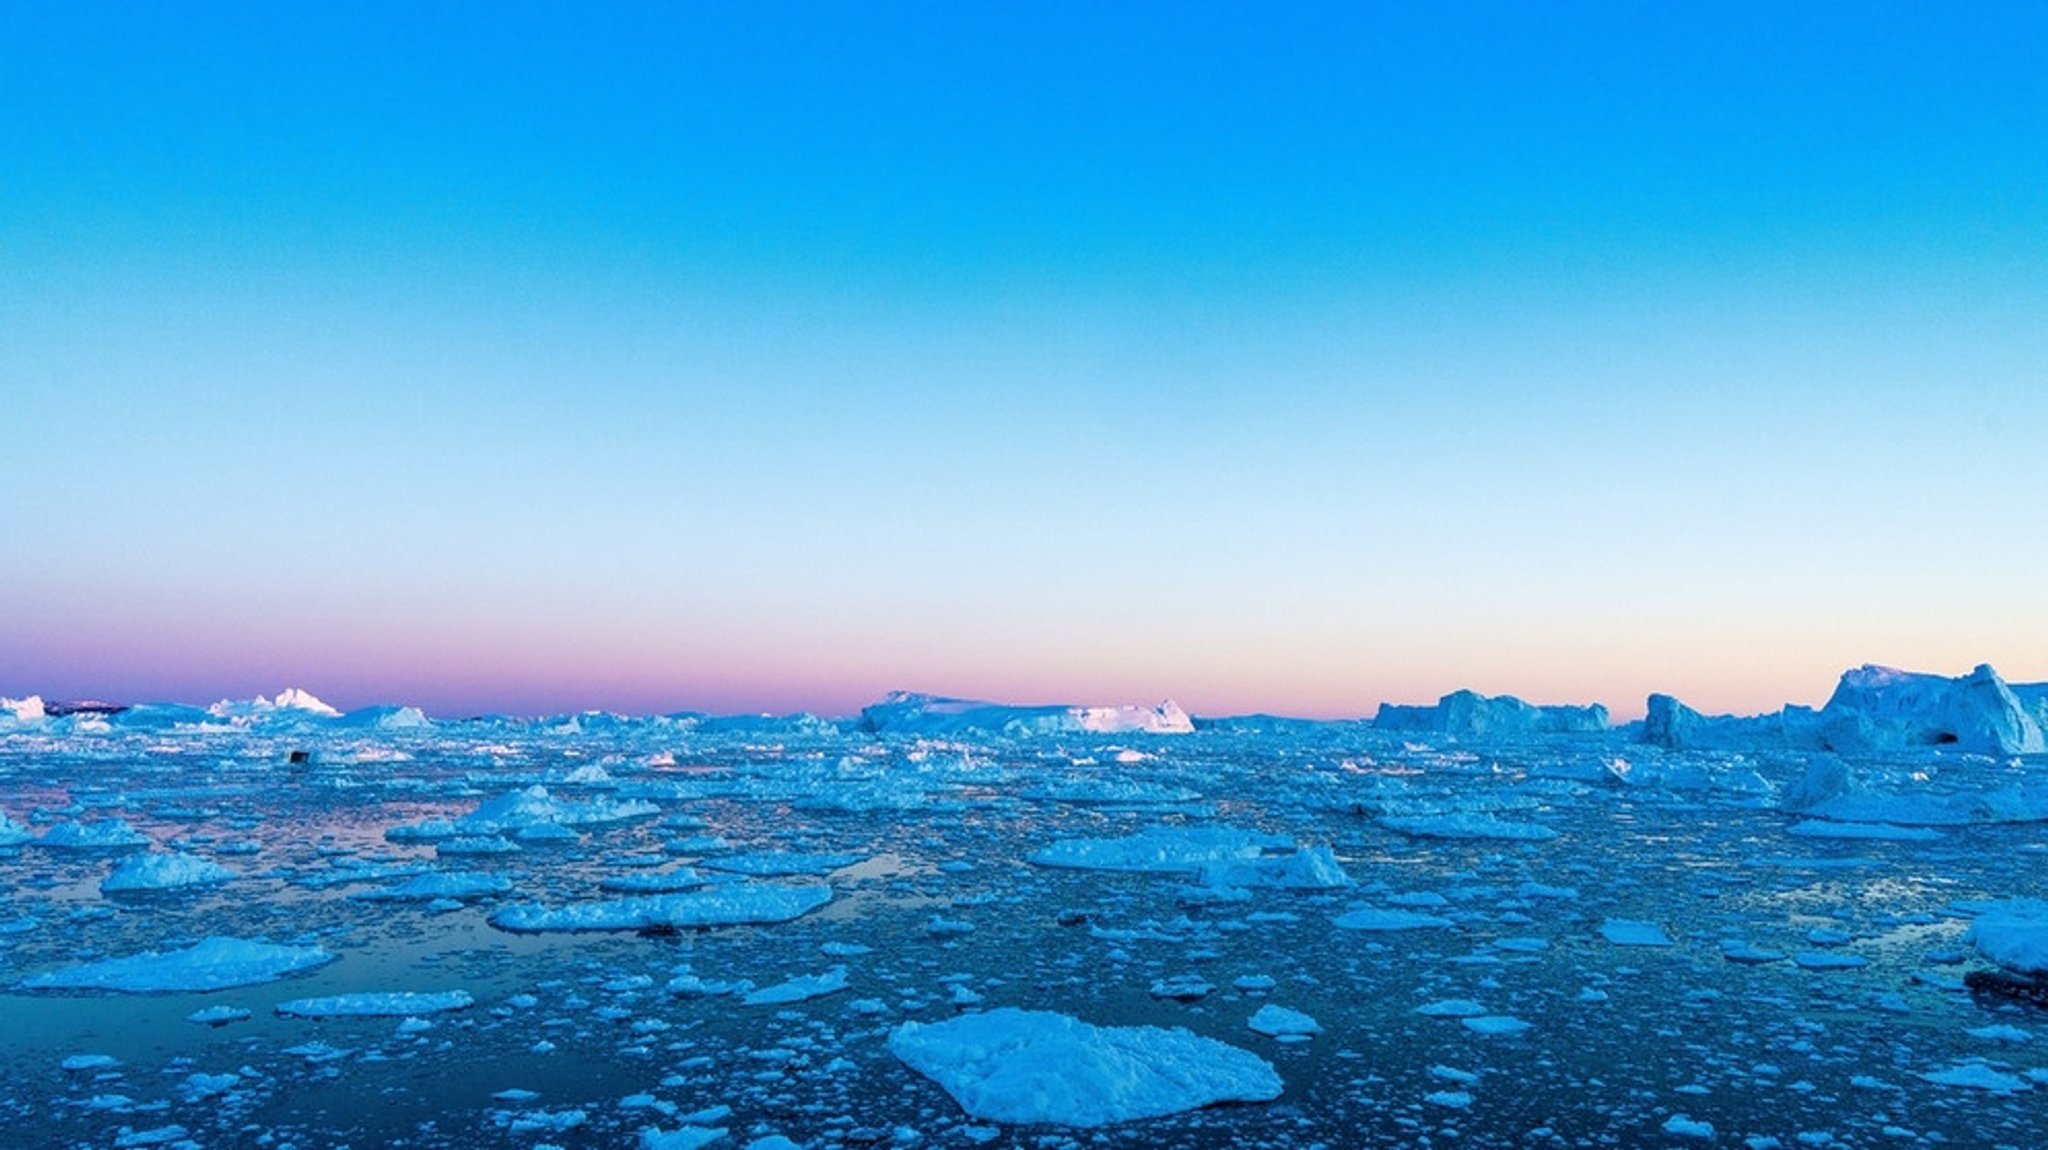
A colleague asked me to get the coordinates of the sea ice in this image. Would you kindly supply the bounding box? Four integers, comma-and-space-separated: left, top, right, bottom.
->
1247, 1004, 1321, 1037
740, 966, 848, 1006
888, 1008, 1282, 1126
276, 991, 476, 1018
19, 936, 335, 992
1029, 826, 1293, 875
1334, 908, 1454, 931
1381, 814, 1558, 842
37, 819, 150, 850
1600, 919, 1675, 947
101, 852, 236, 894
489, 883, 833, 933
1966, 900, 2048, 975
355, 871, 514, 901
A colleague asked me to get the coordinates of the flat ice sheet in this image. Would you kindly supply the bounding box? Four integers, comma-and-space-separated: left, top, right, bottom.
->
889, 1007, 1282, 1127
18, 936, 335, 993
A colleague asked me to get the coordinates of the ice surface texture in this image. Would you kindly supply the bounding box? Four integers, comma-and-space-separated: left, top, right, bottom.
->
888, 1008, 1282, 1126
19, 937, 335, 993
489, 883, 833, 933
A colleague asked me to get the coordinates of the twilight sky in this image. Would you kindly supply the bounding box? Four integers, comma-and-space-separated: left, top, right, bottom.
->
4, 3, 2046, 719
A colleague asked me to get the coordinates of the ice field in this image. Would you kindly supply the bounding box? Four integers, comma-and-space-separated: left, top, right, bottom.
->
2, 675, 2046, 1150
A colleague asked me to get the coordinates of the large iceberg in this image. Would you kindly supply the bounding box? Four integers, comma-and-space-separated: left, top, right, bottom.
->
1374, 690, 1608, 737
888, 1008, 1282, 1126
860, 692, 1194, 736
1816, 664, 2044, 756
1642, 663, 2047, 756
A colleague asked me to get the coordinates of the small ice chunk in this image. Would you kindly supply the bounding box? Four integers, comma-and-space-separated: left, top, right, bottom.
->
1247, 1004, 1320, 1037
741, 966, 849, 1007
1600, 920, 1674, 947
1333, 908, 1453, 931
640, 1127, 728, 1150
1663, 1114, 1715, 1139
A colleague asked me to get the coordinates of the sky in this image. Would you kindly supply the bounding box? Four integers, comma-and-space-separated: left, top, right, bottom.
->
4, 2, 2046, 720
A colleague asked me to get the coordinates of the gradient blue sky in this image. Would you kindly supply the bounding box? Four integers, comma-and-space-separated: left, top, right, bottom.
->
4, 2, 2045, 718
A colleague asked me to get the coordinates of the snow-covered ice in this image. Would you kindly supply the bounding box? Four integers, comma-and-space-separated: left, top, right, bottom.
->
888, 1008, 1282, 1126
19, 936, 335, 992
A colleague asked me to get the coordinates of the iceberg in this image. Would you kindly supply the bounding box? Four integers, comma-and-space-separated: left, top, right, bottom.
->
888, 1008, 1282, 1126
208, 688, 342, 723
18, 936, 335, 993
860, 692, 1194, 736
1816, 664, 2045, 756
1374, 690, 1608, 737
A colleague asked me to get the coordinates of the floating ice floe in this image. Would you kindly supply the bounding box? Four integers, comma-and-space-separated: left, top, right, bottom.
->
888, 1008, 1282, 1126
1029, 826, 1294, 875
101, 852, 236, 894
1784, 820, 1943, 842
18, 936, 335, 993
1965, 900, 2048, 976
37, 820, 150, 851
355, 871, 513, 901
1334, 908, 1454, 931
1600, 920, 1675, 947
1247, 1004, 1320, 1038
699, 852, 862, 877
1195, 846, 1351, 889
600, 867, 711, 893
1461, 1015, 1532, 1036
276, 991, 475, 1018
638, 1126, 728, 1150
489, 883, 833, 933
740, 966, 848, 1006
1920, 1063, 2034, 1092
